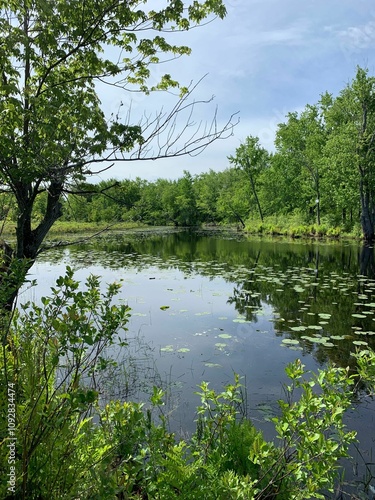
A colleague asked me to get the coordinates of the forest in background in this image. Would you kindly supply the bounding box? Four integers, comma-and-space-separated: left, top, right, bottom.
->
1, 66, 372, 240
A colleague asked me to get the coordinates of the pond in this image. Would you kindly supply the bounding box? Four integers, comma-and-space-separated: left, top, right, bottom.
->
23, 228, 375, 495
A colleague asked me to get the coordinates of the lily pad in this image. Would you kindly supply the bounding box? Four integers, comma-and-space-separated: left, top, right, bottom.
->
160, 345, 174, 352
177, 348, 190, 353
282, 338, 300, 345
318, 313, 331, 320
160, 305, 170, 311
218, 333, 232, 339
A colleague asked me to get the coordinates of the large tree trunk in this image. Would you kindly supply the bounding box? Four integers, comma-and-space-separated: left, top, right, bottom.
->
0, 182, 63, 312
360, 178, 375, 242
245, 159, 264, 222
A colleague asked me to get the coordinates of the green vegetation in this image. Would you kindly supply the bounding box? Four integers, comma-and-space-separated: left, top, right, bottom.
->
3, 67, 373, 241
2, 269, 374, 499
0, 0, 234, 309
1, 5, 375, 495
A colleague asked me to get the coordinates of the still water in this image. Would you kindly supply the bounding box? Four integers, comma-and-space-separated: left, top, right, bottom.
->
23, 228, 375, 494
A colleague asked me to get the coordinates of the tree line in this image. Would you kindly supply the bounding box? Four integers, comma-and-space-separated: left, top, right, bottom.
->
17, 66, 373, 239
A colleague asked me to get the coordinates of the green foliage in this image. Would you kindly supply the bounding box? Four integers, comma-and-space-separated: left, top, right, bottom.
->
270, 360, 356, 499
228, 136, 269, 222
0, 0, 233, 310
1, 267, 131, 498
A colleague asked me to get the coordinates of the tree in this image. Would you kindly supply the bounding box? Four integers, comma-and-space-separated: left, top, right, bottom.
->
0, 0, 236, 308
216, 167, 249, 227
228, 136, 269, 222
322, 67, 375, 241
194, 169, 226, 224
319, 94, 359, 229
274, 105, 326, 225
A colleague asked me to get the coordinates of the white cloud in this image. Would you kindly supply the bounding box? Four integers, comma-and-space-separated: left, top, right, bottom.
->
330, 19, 375, 51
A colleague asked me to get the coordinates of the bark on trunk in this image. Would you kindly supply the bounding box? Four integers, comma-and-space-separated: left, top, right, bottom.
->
360, 178, 375, 242
1, 182, 63, 312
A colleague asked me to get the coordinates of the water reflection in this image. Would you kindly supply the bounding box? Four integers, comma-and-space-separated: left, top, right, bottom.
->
32, 229, 375, 492
37, 230, 375, 372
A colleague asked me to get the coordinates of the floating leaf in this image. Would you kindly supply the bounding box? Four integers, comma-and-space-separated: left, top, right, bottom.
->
318, 313, 331, 320
301, 335, 326, 343
218, 333, 232, 339
290, 326, 307, 332
177, 348, 190, 353
160, 305, 170, 311
215, 343, 227, 348
204, 363, 222, 368
282, 338, 300, 345
352, 313, 366, 318
160, 345, 174, 352
353, 340, 368, 346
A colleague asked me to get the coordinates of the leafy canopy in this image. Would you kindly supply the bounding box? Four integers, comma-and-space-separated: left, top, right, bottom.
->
0, 0, 228, 188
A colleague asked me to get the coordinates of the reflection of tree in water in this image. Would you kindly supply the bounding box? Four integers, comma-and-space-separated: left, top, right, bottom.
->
39, 229, 375, 372
227, 251, 262, 322
360, 245, 375, 278
227, 285, 262, 322
227, 254, 375, 372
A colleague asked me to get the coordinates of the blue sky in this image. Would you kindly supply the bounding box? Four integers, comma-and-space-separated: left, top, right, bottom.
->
96, 0, 375, 182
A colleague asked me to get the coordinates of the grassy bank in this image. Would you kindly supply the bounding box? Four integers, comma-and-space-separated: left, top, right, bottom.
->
244, 215, 362, 240
1, 217, 363, 241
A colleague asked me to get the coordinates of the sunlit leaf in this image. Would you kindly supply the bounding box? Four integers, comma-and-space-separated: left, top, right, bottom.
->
282, 338, 300, 345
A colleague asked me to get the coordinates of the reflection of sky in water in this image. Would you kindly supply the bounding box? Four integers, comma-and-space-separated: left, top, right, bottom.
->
21, 254, 320, 432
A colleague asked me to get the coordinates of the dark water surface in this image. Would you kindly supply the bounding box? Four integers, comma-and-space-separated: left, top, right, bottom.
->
24, 228, 375, 496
